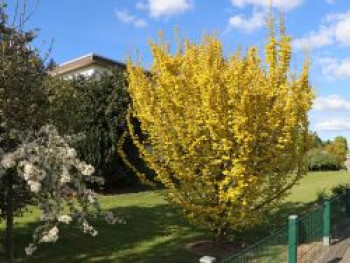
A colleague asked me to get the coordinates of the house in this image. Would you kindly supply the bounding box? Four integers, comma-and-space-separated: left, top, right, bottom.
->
48, 53, 126, 80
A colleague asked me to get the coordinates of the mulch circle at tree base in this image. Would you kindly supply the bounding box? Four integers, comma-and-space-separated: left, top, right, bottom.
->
186, 239, 246, 258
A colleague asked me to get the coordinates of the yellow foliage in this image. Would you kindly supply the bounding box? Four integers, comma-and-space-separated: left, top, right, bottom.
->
125, 21, 313, 240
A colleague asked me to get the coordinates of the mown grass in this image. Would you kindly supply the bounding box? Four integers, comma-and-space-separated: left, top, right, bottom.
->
1, 171, 349, 262
287, 171, 350, 203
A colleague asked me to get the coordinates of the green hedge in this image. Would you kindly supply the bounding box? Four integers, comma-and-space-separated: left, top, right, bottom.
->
45, 71, 152, 188
308, 148, 341, 171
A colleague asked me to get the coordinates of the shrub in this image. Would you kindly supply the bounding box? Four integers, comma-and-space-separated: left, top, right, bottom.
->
1, 125, 122, 259
126, 19, 313, 242
308, 148, 341, 171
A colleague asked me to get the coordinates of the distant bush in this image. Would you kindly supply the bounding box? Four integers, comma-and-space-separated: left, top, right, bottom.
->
307, 133, 348, 171
308, 148, 341, 171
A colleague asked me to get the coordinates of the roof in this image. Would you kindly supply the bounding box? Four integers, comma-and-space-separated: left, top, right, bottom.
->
48, 53, 126, 76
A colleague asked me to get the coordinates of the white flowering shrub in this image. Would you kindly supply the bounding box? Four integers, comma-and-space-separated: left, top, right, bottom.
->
0, 125, 123, 255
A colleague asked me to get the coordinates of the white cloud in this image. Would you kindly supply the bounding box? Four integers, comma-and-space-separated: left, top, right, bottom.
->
230, 0, 303, 11
325, 11, 350, 22
115, 9, 147, 28
115, 10, 135, 24
142, 0, 193, 18
334, 17, 350, 45
293, 27, 333, 50
228, 11, 266, 33
136, 1, 147, 10
293, 10, 350, 50
316, 118, 350, 131
318, 57, 350, 79
117, 0, 191, 27
134, 19, 147, 28
313, 95, 350, 111
227, 0, 302, 34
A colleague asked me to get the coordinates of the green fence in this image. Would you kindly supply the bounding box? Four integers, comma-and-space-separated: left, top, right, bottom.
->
330, 189, 350, 236
221, 188, 350, 263
221, 227, 288, 263
297, 205, 324, 262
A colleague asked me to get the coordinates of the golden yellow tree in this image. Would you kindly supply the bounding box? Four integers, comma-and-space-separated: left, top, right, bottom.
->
125, 20, 313, 242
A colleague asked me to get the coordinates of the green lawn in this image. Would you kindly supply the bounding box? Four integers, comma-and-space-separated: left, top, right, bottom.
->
1, 171, 349, 263
286, 171, 350, 203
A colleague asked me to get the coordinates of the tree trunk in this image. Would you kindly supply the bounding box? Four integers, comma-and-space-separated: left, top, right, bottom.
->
214, 224, 228, 246
5, 171, 14, 263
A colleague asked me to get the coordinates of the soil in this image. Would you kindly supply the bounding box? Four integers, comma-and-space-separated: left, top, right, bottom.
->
186, 240, 246, 258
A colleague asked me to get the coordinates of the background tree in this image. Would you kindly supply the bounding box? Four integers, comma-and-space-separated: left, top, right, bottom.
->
126, 20, 313, 242
0, 2, 121, 262
45, 58, 58, 71
309, 131, 323, 149
0, 2, 49, 261
334, 136, 348, 151
44, 72, 148, 188
324, 136, 348, 169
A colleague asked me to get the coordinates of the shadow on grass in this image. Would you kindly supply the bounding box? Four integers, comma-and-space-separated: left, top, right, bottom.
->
0, 200, 321, 263
232, 201, 314, 244
0, 204, 207, 263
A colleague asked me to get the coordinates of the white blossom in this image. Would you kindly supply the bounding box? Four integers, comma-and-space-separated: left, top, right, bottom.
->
57, 215, 72, 224
40, 235, 55, 243
66, 148, 77, 159
24, 163, 35, 177
104, 211, 119, 225
22, 163, 46, 183
1, 125, 121, 255
88, 194, 96, 204
81, 164, 95, 176
1, 152, 17, 168
82, 221, 98, 237
28, 181, 41, 193
25, 243, 37, 255
91, 229, 98, 237
40, 226, 59, 243
60, 166, 70, 183
83, 221, 91, 233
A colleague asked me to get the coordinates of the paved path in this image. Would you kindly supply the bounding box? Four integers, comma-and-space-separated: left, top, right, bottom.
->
319, 223, 350, 263
342, 246, 350, 262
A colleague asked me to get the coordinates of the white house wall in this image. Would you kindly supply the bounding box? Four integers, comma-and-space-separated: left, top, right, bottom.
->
61, 65, 111, 80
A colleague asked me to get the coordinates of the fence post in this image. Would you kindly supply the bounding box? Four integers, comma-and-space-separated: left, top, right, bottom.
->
199, 256, 216, 263
323, 199, 331, 246
288, 215, 298, 263
345, 189, 350, 218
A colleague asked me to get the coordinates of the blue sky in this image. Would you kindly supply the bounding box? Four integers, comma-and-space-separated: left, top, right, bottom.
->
6, 0, 350, 142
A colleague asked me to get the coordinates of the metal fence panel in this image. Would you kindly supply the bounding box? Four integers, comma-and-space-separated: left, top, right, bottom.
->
297, 206, 324, 262
221, 189, 350, 263
221, 227, 288, 263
